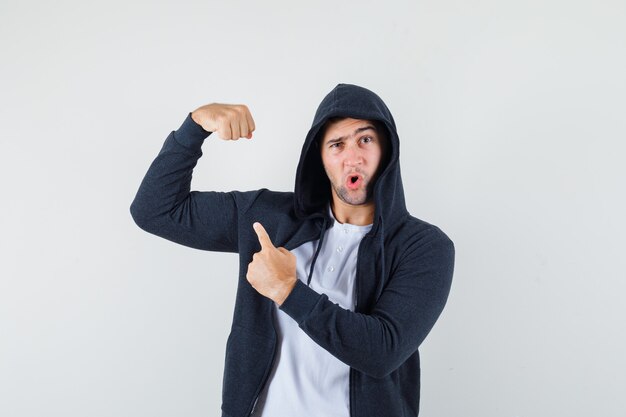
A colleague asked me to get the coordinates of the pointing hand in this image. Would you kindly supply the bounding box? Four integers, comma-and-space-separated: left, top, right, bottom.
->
246, 222, 297, 305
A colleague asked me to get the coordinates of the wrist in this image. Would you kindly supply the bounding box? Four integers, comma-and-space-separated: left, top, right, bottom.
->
173, 113, 211, 149
276, 278, 297, 306
190, 110, 201, 126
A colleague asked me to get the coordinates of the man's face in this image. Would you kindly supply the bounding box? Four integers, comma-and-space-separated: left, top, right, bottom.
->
319, 118, 386, 206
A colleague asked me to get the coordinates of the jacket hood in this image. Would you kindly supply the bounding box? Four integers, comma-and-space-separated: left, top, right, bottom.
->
294, 83, 408, 236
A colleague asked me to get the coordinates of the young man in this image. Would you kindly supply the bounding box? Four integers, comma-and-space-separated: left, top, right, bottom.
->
130, 83, 455, 417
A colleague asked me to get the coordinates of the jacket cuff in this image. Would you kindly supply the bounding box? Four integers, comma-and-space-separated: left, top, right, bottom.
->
173, 112, 211, 151
279, 280, 322, 324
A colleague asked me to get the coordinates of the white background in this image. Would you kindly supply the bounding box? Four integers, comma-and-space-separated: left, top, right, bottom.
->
1, 1, 625, 416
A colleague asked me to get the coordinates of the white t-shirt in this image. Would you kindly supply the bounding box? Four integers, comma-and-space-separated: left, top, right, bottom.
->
252, 204, 373, 417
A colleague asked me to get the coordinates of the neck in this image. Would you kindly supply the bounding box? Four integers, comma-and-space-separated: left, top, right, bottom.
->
330, 196, 375, 226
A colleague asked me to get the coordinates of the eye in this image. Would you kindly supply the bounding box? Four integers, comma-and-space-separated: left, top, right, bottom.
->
361, 136, 373, 143
329, 142, 342, 149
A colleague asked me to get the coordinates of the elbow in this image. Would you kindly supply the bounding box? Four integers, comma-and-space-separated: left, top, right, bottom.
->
129, 199, 151, 231
361, 358, 401, 379
356, 331, 422, 379
355, 344, 407, 379
363, 367, 389, 380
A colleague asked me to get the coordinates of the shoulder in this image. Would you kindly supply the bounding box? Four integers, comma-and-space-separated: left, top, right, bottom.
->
388, 214, 455, 268
404, 215, 453, 246
230, 189, 294, 213
232, 189, 303, 230
390, 213, 454, 249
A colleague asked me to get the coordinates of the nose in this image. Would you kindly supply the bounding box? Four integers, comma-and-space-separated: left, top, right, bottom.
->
343, 142, 364, 167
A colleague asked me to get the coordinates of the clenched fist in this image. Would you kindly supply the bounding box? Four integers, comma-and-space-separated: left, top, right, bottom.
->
191, 103, 256, 140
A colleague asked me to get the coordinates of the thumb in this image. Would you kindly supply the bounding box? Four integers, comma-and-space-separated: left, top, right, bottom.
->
253, 222, 275, 250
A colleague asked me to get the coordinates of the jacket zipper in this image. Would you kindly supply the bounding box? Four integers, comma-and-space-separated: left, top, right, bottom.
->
350, 235, 368, 417
248, 217, 334, 416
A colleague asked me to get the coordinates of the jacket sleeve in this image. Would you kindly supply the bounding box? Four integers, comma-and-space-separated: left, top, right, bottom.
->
130, 113, 241, 253
279, 227, 455, 378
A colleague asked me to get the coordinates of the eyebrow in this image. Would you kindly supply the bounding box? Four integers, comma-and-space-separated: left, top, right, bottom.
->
325, 125, 378, 145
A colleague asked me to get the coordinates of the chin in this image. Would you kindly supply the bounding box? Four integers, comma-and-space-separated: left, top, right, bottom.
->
336, 187, 370, 206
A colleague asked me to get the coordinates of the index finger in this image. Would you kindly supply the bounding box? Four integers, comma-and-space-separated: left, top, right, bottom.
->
253, 222, 275, 250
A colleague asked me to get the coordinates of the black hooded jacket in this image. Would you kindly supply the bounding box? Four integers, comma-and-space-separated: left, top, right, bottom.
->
130, 83, 455, 417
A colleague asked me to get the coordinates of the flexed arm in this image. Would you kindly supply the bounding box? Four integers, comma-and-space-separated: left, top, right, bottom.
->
130, 103, 257, 252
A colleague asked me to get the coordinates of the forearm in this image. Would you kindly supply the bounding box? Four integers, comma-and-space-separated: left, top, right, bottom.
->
280, 234, 455, 378
130, 114, 245, 252
130, 113, 210, 227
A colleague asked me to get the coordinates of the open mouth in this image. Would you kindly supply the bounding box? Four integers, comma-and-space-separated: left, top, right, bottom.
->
346, 174, 363, 190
